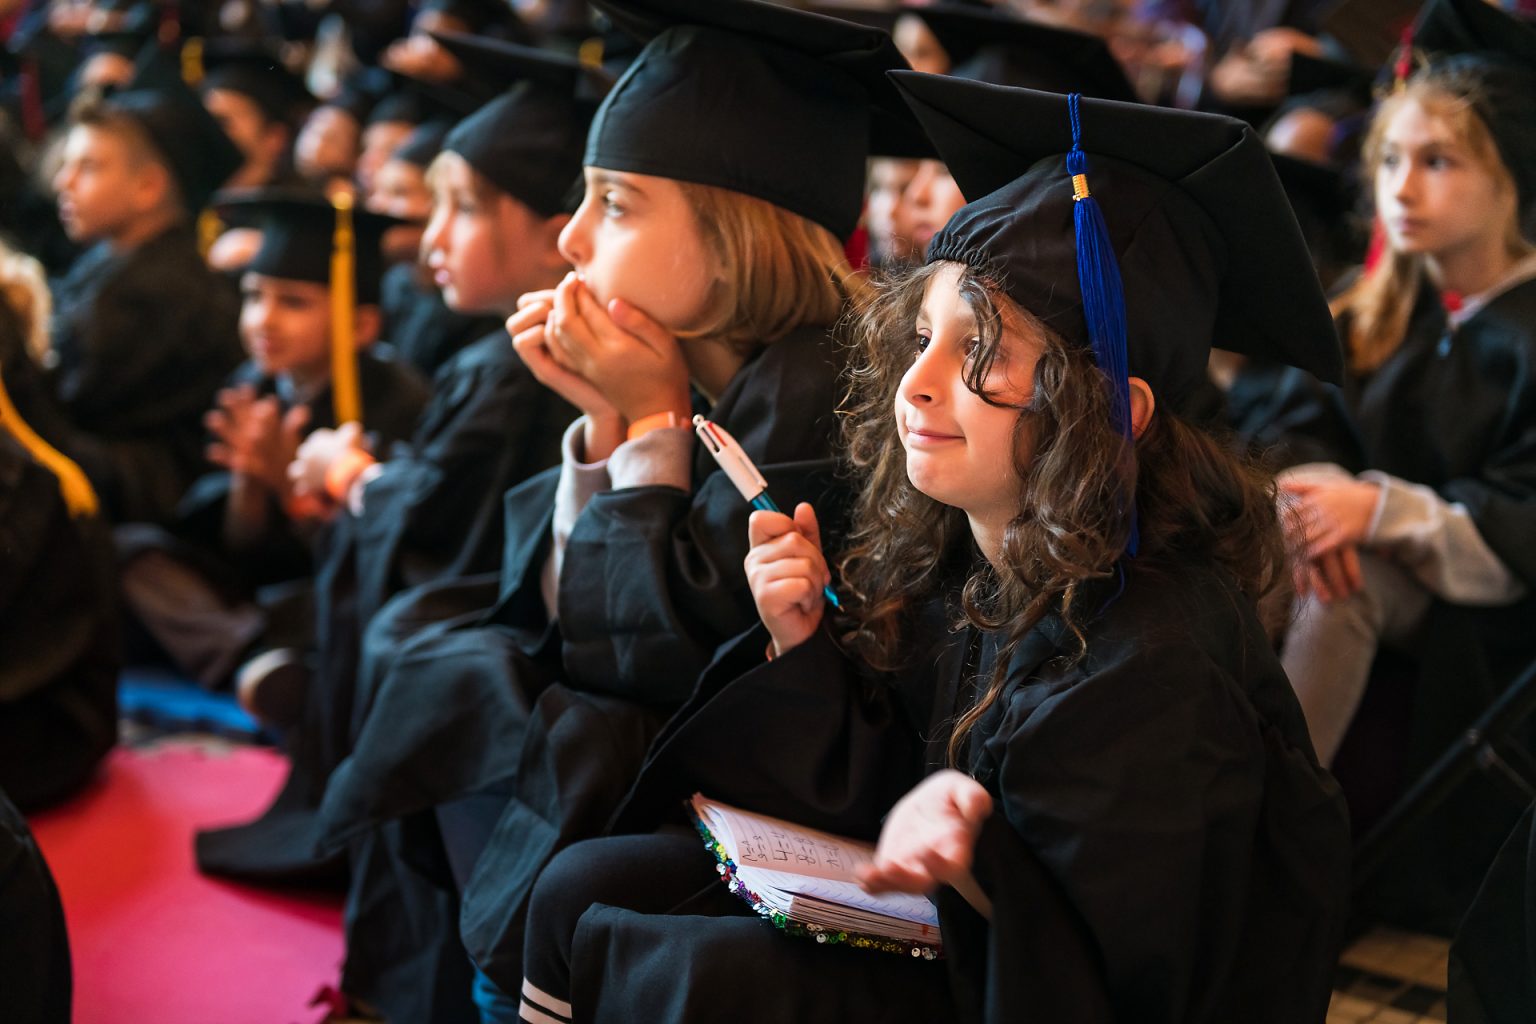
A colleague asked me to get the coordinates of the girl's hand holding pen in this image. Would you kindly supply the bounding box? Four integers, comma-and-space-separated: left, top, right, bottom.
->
745, 502, 830, 658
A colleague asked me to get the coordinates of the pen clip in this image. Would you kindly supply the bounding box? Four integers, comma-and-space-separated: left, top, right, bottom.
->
693, 414, 768, 501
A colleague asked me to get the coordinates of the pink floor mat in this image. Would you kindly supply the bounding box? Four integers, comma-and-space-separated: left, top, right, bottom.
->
27, 743, 345, 1024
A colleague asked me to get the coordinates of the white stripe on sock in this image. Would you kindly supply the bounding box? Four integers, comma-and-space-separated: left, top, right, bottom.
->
521, 979, 574, 1020
519, 998, 569, 1024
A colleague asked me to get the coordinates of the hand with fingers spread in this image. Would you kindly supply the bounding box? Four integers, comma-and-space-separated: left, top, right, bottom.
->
508, 283, 627, 460
857, 770, 993, 897
204, 384, 257, 470
745, 503, 831, 658
542, 272, 691, 428
206, 385, 310, 498
1280, 474, 1380, 603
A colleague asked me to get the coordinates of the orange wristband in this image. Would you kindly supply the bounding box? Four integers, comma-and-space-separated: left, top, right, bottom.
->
626, 410, 683, 442
284, 491, 330, 521
325, 447, 377, 503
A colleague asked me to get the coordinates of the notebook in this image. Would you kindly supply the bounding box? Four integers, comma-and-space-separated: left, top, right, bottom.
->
689, 793, 943, 959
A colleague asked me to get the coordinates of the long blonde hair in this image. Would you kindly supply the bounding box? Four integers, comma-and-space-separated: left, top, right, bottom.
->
1334, 66, 1531, 374
676, 181, 872, 350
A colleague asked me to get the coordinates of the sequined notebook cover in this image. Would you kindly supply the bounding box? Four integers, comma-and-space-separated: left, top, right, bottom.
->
689, 793, 944, 959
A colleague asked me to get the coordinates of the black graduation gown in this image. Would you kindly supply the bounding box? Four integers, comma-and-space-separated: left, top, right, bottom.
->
378, 261, 504, 377
0, 430, 118, 813
165, 353, 433, 589
553, 555, 1352, 1024
321, 323, 849, 1010
195, 332, 572, 882
44, 225, 244, 525
1248, 277, 1536, 929
1448, 801, 1536, 1024
0, 787, 72, 1024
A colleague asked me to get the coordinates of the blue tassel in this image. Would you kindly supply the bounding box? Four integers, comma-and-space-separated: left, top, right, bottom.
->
1067, 93, 1139, 557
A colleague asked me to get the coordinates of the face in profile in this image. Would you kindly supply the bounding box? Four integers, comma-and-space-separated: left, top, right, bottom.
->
53, 125, 145, 242
422, 152, 558, 314
556, 167, 716, 333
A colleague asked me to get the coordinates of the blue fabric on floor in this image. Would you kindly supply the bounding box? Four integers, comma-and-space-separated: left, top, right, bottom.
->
118, 669, 269, 741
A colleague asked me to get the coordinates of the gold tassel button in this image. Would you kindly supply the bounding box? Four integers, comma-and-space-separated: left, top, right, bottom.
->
329, 188, 362, 428
1072, 173, 1091, 202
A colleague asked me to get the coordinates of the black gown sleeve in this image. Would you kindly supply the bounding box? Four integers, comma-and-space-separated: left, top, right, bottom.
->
0, 434, 119, 811
350, 337, 572, 611
0, 790, 73, 1024
611, 624, 924, 840
554, 326, 847, 707
952, 580, 1348, 1024
46, 230, 243, 523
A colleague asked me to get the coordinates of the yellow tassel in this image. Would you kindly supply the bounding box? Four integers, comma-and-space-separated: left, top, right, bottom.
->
181, 36, 204, 87
1071, 173, 1091, 202
196, 208, 224, 260
0, 362, 99, 518
578, 37, 605, 69
329, 188, 361, 427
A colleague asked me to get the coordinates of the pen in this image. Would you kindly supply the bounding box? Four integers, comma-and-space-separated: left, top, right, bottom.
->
693, 414, 842, 609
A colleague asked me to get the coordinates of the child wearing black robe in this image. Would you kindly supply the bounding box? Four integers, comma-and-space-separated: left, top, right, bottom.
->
42, 83, 246, 524
307, 3, 928, 1018
0, 289, 117, 812
193, 40, 590, 898
117, 193, 429, 689
0, 787, 72, 1023
1249, 0, 1536, 929
513, 75, 1352, 1024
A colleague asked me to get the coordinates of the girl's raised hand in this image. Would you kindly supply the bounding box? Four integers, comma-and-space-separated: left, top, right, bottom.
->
745, 502, 830, 657
857, 769, 993, 897
546, 273, 691, 428
509, 290, 625, 458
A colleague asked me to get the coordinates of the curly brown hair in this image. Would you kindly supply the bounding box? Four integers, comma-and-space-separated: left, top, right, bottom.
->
833, 261, 1288, 764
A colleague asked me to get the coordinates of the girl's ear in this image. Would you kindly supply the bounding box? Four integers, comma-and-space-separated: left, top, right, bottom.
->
1127, 376, 1156, 439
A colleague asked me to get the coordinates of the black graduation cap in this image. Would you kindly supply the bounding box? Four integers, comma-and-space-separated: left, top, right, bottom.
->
585, 0, 930, 239
1320, 0, 1421, 66
199, 38, 313, 127
366, 76, 487, 126
1402, 0, 1536, 224
127, 29, 190, 92
99, 84, 244, 212
1272, 151, 1357, 224
392, 118, 453, 169
323, 83, 378, 123
891, 72, 1343, 418
430, 29, 615, 100
215, 189, 402, 304
419, 0, 537, 42
1287, 51, 1376, 104
428, 32, 605, 216
1410, 0, 1536, 65
911, 4, 1137, 102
